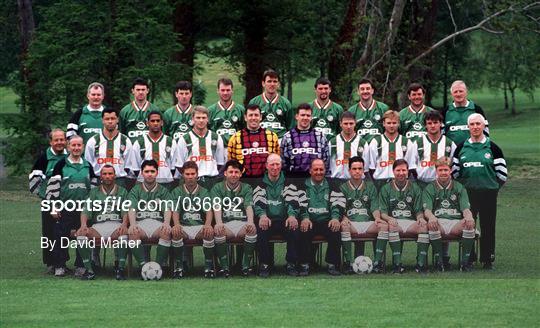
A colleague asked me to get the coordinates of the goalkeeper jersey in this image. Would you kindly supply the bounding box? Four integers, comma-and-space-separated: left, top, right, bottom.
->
339, 180, 379, 222
422, 180, 470, 220
309, 99, 344, 140
379, 180, 423, 221
280, 128, 329, 177
248, 93, 293, 139
328, 133, 369, 179
210, 181, 253, 223
208, 101, 245, 145
163, 104, 194, 140
119, 100, 160, 141
227, 128, 279, 178
84, 131, 132, 178
347, 100, 388, 141
83, 184, 129, 225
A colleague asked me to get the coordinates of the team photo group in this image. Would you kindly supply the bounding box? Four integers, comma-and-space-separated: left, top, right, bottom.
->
28, 69, 507, 281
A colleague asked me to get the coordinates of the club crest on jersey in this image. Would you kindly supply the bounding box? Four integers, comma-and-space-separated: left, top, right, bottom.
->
441, 200, 450, 208
223, 120, 232, 128
232, 116, 238, 122
324, 194, 329, 201
302, 141, 310, 148
276, 109, 283, 116
484, 153, 491, 159
450, 194, 457, 201
120, 144, 126, 152
327, 115, 334, 122
401, 145, 407, 152
397, 201, 406, 209
353, 200, 362, 208
252, 141, 259, 148
267, 114, 276, 121
165, 146, 171, 153
363, 195, 369, 202
358, 146, 364, 153
446, 146, 452, 153
406, 196, 412, 203
374, 114, 381, 121
211, 139, 217, 146
136, 122, 146, 130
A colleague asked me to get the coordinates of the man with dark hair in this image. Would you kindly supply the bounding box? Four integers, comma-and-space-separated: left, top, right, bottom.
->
208, 78, 245, 145
281, 103, 329, 178
67, 82, 105, 144
227, 104, 280, 179
85, 108, 133, 188
253, 153, 305, 277
119, 77, 161, 141
347, 78, 389, 141
129, 110, 177, 188
399, 83, 433, 140
211, 160, 257, 277
328, 111, 369, 180
170, 161, 215, 278
29, 128, 67, 274
248, 69, 293, 140
379, 159, 426, 273
298, 159, 344, 276
127, 159, 173, 274
164, 81, 194, 139
309, 77, 343, 140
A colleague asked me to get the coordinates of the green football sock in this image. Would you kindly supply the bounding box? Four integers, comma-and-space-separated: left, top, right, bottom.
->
374, 231, 389, 265
132, 242, 146, 267
203, 239, 215, 270
417, 234, 430, 267
117, 235, 128, 270
242, 235, 257, 269
77, 237, 93, 272
172, 239, 184, 270
215, 236, 229, 270
389, 232, 402, 265
429, 231, 443, 265
461, 229, 476, 265
341, 232, 353, 263
156, 239, 171, 266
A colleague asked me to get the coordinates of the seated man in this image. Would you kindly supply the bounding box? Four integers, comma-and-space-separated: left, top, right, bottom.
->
76, 165, 129, 280
170, 161, 215, 278
127, 160, 173, 275
298, 159, 343, 276
253, 153, 303, 277
379, 159, 427, 273
211, 160, 257, 277
423, 157, 476, 272
339, 156, 387, 274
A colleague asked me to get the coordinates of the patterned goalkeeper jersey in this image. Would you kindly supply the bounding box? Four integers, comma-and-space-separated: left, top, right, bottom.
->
227, 128, 279, 178
281, 128, 328, 177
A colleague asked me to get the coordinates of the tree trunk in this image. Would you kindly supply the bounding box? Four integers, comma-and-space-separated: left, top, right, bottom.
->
242, 1, 268, 105
510, 87, 516, 115
328, 0, 367, 103
503, 83, 509, 111
171, 0, 196, 82
65, 88, 72, 113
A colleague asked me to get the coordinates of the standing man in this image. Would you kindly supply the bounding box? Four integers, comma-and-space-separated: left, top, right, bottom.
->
76, 165, 130, 280
211, 160, 257, 277
328, 111, 369, 180
368, 110, 410, 190
127, 160, 173, 272
67, 82, 105, 144
347, 79, 389, 141
248, 69, 293, 140
227, 104, 280, 179
452, 114, 506, 269
378, 159, 426, 273
309, 77, 343, 140
423, 157, 476, 272
129, 111, 177, 188
298, 159, 344, 276
119, 77, 161, 142
338, 157, 387, 273
399, 83, 433, 140
253, 154, 304, 277
85, 108, 133, 188
406, 110, 456, 187
45, 135, 97, 277
443, 80, 489, 145
29, 129, 67, 274
164, 81, 194, 140
208, 78, 245, 146
175, 106, 225, 188
170, 161, 215, 278
281, 103, 329, 178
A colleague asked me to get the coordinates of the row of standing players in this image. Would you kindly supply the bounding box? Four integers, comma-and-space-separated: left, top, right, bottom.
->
29, 72, 507, 278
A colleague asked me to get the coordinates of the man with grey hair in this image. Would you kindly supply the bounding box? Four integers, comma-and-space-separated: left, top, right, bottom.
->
29, 128, 67, 273
253, 153, 305, 277
442, 80, 489, 145
67, 82, 106, 144
452, 113, 506, 270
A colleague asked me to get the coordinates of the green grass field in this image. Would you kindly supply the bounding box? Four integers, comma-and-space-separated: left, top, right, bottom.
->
1, 70, 540, 326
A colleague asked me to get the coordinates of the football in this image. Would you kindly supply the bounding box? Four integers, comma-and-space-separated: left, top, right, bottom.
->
352, 256, 373, 274
141, 261, 163, 281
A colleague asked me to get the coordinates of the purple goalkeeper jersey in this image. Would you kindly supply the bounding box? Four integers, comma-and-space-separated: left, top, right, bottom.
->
281, 128, 329, 177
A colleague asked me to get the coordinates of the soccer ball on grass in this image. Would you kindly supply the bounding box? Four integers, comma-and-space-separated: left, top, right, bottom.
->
141, 261, 163, 280
352, 256, 373, 274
